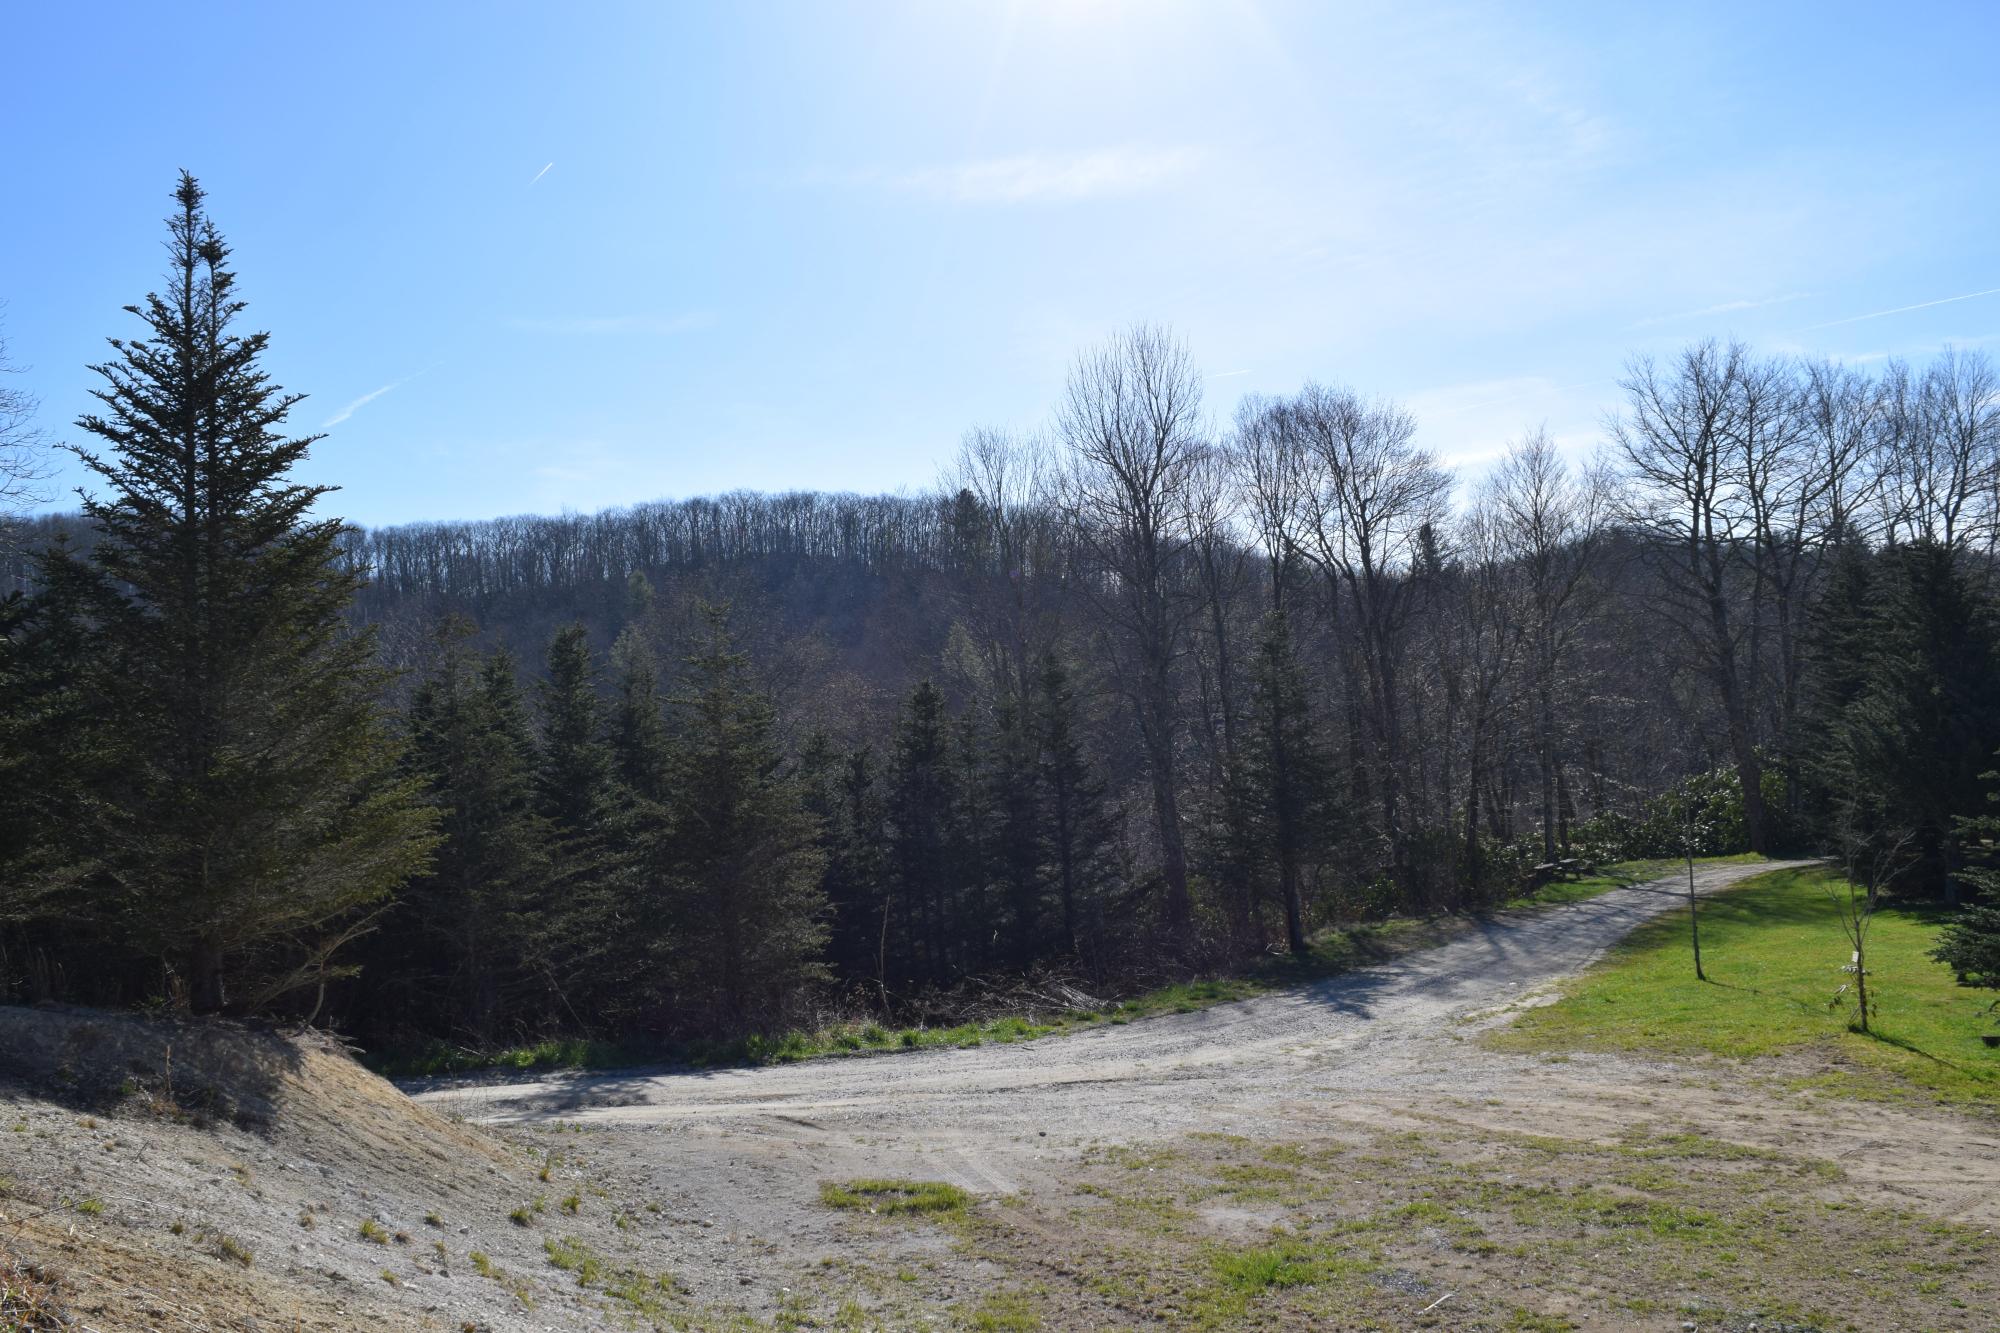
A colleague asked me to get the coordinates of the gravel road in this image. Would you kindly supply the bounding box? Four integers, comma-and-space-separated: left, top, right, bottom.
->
400, 857, 2000, 1323
415, 861, 1818, 1165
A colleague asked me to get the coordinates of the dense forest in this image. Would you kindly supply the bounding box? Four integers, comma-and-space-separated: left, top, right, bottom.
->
5, 177, 2000, 1056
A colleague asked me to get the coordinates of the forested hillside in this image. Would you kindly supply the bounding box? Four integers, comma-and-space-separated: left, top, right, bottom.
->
5, 177, 2000, 1060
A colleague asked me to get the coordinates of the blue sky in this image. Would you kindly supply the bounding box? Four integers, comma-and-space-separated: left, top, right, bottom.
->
3, 0, 1996, 528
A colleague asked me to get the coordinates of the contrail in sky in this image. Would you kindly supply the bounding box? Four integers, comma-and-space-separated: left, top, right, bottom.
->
321, 366, 436, 429
1803, 286, 2000, 330
322, 381, 403, 429
529, 162, 554, 186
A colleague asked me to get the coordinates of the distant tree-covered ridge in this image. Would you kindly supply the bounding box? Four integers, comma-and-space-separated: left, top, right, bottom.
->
5, 179, 1999, 1055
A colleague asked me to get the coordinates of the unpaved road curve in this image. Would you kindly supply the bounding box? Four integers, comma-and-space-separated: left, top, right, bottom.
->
410, 853, 2000, 1305
417, 861, 1816, 1157
397, 858, 2000, 1326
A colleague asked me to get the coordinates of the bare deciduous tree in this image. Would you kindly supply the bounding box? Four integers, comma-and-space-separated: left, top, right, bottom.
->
1799, 357, 1884, 544
1280, 383, 1452, 896
1878, 350, 2000, 553
1183, 440, 1251, 779
1484, 428, 1609, 859
1448, 499, 1527, 889
1612, 340, 1775, 854
1054, 324, 1207, 936
940, 427, 1063, 705
1229, 393, 1309, 612
1, 320, 52, 529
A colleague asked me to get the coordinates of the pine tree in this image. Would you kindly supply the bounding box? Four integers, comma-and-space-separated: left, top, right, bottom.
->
537, 622, 613, 834
0, 591, 32, 910
1934, 758, 2000, 997
0, 565, 96, 934
60, 174, 435, 1013
1210, 762, 1267, 948
800, 735, 890, 988
985, 692, 1047, 967
885, 681, 966, 985
608, 625, 671, 802
1800, 533, 1876, 806
950, 704, 999, 971
1239, 611, 1337, 954
1832, 541, 2000, 896
530, 622, 650, 1027
372, 623, 549, 1038
1036, 653, 1121, 962
624, 569, 657, 626
655, 604, 828, 1027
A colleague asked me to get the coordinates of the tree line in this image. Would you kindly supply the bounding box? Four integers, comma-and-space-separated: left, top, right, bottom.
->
3, 177, 1999, 1051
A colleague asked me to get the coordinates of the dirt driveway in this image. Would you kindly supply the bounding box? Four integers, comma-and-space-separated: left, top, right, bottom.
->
403, 860, 2000, 1329
418, 861, 1820, 1147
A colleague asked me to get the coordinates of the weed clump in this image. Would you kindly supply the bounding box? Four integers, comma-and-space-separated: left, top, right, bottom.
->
818, 1179, 970, 1217
209, 1233, 254, 1267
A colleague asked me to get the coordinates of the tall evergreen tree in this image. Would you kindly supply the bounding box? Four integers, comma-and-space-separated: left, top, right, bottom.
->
0, 591, 34, 915
1800, 532, 1877, 803
655, 605, 828, 1027
885, 681, 968, 985
537, 622, 613, 833
608, 625, 671, 802
59, 174, 435, 1013
985, 693, 1048, 967
801, 735, 890, 988
368, 624, 549, 1038
531, 622, 647, 1025
1831, 541, 2000, 896
950, 705, 999, 971
1209, 766, 1266, 948
1933, 757, 2000, 998
1035, 653, 1121, 962
0, 585, 85, 939
1238, 610, 1336, 953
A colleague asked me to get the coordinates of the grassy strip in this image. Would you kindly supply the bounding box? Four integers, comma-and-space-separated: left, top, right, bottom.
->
373, 857, 1766, 1079
1505, 852, 1768, 908
370, 916, 1460, 1077
1492, 865, 2000, 1107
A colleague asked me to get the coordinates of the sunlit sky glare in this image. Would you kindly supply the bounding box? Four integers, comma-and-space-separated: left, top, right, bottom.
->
4, 0, 1997, 528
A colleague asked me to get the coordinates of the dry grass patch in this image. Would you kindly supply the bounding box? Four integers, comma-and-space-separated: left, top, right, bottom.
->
0, 1244, 72, 1329
940, 1123, 1995, 1331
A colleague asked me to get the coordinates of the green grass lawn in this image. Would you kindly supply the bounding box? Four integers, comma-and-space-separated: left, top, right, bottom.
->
1494, 866, 2000, 1108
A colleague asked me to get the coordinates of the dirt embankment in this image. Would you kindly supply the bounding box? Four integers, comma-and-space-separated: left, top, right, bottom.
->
0, 1005, 646, 1330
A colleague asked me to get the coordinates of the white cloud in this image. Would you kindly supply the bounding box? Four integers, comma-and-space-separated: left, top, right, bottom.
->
506, 313, 713, 336
1403, 375, 1610, 478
